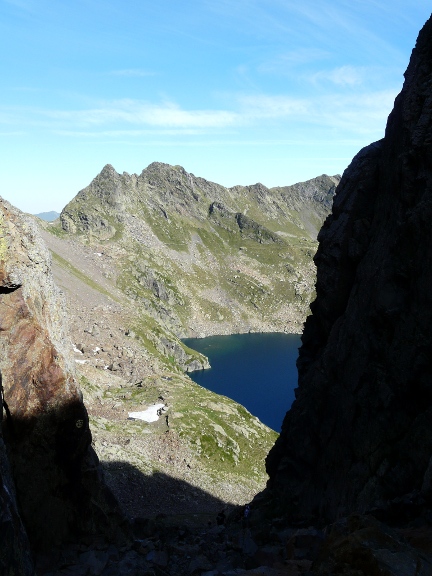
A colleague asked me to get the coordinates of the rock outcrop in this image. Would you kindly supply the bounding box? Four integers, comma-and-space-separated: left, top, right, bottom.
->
0, 198, 126, 555
266, 15, 432, 524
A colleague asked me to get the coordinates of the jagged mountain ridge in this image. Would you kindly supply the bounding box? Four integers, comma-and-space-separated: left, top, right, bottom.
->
61, 163, 338, 241
58, 163, 340, 347
3, 13, 432, 575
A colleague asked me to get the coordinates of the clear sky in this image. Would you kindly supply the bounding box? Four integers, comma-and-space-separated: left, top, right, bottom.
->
1, 1, 430, 214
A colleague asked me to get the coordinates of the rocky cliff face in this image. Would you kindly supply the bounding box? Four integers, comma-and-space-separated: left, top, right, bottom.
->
266, 15, 432, 525
0, 198, 125, 558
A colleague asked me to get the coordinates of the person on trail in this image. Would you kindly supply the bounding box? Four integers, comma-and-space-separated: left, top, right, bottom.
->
217, 509, 226, 526
242, 504, 250, 529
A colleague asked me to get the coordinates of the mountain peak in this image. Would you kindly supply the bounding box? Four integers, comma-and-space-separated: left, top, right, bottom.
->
98, 163, 119, 178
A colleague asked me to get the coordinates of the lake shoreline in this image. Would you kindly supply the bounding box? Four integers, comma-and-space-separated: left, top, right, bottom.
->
183, 332, 301, 432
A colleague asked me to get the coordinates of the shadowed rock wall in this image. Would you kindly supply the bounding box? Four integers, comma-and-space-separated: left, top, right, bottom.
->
0, 417, 34, 575
266, 15, 432, 524
0, 197, 126, 553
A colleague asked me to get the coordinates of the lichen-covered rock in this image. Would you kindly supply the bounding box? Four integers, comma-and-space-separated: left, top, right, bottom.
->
0, 197, 126, 550
266, 15, 432, 524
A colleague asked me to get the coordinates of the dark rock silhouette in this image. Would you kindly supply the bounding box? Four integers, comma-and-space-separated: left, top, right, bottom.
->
266, 14, 432, 525
1, 372, 34, 576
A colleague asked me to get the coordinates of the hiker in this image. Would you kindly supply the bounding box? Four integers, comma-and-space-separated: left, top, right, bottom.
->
216, 509, 226, 526
242, 504, 250, 529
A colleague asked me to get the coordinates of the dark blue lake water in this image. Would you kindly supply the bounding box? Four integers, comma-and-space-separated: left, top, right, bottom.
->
183, 332, 301, 432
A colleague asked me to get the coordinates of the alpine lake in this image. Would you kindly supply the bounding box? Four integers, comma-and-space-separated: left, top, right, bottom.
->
183, 332, 301, 432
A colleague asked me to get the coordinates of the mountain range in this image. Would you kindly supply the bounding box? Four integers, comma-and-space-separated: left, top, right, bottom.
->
56, 163, 339, 345
34, 210, 60, 222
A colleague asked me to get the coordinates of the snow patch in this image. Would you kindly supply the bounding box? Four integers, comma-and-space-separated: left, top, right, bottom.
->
128, 403, 166, 423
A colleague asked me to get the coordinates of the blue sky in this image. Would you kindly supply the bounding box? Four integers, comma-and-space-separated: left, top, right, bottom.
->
1, 1, 430, 213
